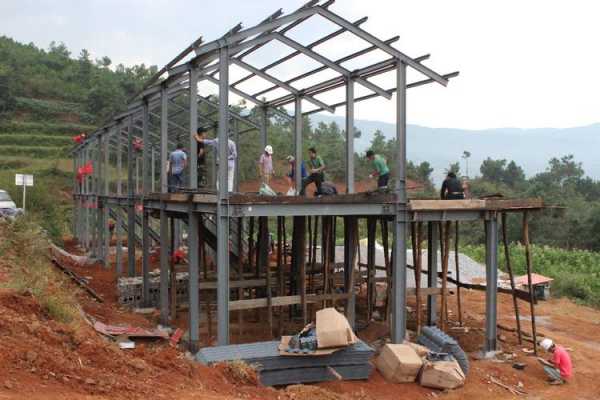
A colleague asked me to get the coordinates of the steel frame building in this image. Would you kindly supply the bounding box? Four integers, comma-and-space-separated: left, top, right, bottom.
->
71, 1, 541, 354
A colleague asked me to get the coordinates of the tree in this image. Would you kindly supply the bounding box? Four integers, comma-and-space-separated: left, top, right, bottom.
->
504, 160, 525, 187
446, 162, 460, 175
480, 158, 507, 183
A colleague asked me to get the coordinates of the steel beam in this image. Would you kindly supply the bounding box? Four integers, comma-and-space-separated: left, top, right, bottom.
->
391, 62, 408, 343
316, 6, 448, 86
231, 58, 334, 113
216, 45, 231, 346
275, 34, 391, 99
232, 16, 368, 88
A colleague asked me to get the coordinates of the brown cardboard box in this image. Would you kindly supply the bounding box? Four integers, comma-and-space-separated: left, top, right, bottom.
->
315, 308, 358, 349
419, 359, 465, 390
375, 344, 423, 383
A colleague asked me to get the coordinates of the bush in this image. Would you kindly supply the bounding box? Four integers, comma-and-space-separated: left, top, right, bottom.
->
461, 243, 600, 308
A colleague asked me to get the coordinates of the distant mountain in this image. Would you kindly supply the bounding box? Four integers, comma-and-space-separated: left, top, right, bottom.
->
310, 114, 600, 185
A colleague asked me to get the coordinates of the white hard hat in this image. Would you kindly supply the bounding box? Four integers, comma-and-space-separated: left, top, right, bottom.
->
286, 155, 294, 162
540, 338, 554, 351
265, 145, 273, 155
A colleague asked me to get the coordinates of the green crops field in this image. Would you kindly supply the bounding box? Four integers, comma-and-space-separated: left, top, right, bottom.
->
462, 244, 600, 308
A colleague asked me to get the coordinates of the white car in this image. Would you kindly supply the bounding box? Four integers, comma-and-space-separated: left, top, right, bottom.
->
0, 190, 20, 219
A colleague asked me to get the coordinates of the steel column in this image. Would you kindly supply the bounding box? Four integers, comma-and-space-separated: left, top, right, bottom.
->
294, 96, 303, 194
345, 79, 354, 193
260, 106, 267, 152
189, 67, 199, 189
217, 45, 231, 345
115, 124, 123, 275
427, 221, 438, 326
391, 62, 408, 343
159, 85, 170, 325
188, 209, 200, 351
484, 215, 499, 353
127, 116, 136, 277
141, 100, 151, 305
103, 131, 110, 267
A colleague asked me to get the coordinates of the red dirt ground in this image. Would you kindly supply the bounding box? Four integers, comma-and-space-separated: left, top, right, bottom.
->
1, 238, 600, 399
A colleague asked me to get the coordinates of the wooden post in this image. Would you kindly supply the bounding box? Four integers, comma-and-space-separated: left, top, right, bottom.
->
237, 217, 244, 338
248, 216, 255, 274
412, 222, 423, 334
278, 217, 285, 336
381, 218, 392, 322
454, 221, 463, 326
502, 213, 522, 344
523, 211, 537, 354
367, 217, 376, 321
440, 221, 451, 330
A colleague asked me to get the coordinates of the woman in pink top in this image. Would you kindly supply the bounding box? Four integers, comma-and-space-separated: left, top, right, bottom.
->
258, 145, 274, 185
540, 338, 572, 384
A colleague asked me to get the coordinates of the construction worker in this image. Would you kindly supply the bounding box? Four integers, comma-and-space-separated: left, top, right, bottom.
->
197, 135, 237, 192
539, 338, 572, 385
300, 147, 325, 196
285, 155, 307, 195
366, 150, 390, 189
258, 145, 275, 185
166, 142, 187, 192
440, 172, 465, 199
193, 126, 209, 187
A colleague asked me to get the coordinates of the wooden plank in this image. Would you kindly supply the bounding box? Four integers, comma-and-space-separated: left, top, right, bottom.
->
192, 193, 218, 203
486, 198, 543, 210
409, 199, 486, 211
229, 293, 351, 311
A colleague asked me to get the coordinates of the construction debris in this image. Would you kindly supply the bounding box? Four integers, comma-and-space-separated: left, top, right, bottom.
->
418, 326, 469, 375
419, 354, 466, 390
92, 320, 169, 340
50, 257, 103, 303
197, 340, 374, 386
488, 375, 527, 396
375, 344, 423, 383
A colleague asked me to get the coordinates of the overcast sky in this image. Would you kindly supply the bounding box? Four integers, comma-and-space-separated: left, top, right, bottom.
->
1, 0, 599, 130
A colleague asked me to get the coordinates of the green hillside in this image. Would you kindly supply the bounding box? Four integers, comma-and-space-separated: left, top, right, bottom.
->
0, 36, 158, 240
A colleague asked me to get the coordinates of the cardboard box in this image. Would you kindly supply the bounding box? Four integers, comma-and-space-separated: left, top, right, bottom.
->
419, 359, 465, 390
375, 344, 423, 383
405, 341, 430, 358
316, 308, 358, 349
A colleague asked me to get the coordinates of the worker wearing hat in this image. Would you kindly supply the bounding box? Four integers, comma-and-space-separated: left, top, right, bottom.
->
539, 338, 572, 385
258, 145, 275, 186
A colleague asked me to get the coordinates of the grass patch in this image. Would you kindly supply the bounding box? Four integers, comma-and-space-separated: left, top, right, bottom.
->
0, 120, 95, 135
0, 145, 69, 158
461, 243, 600, 307
0, 134, 72, 147
14, 97, 96, 124
0, 218, 80, 324
0, 161, 73, 241
219, 360, 258, 385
